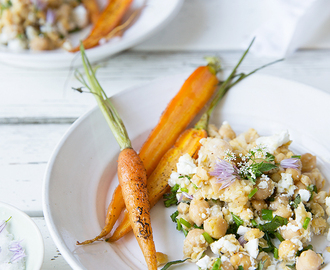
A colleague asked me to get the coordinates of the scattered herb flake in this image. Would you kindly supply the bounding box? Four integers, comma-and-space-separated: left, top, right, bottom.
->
160, 258, 190, 270
202, 232, 214, 244
248, 187, 258, 199
261, 209, 273, 221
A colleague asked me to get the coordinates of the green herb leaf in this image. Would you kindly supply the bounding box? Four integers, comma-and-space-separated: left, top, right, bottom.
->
257, 259, 267, 270
238, 266, 244, 270
251, 219, 258, 227
231, 213, 244, 227
248, 188, 258, 199
274, 232, 284, 242
259, 215, 288, 232
286, 264, 296, 269
181, 187, 189, 193
160, 258, 190, 270
163, 184, 180, 207
211, 258, 221, 270
291, 194, 301, 209
274, 247, 279, 259
307, 185, 318, 202
170, 211, 179, 223
291, 155, 301, 159
261, 209, 273, 221
202, 232, 214, 244
179, 218, 191, 229
303, 217, 311, 230
296, 244, 313, 257
258, 162, 277, 173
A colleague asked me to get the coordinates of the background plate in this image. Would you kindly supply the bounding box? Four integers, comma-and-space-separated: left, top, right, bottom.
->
0, 0, 183, 69
43, 73, 330, 269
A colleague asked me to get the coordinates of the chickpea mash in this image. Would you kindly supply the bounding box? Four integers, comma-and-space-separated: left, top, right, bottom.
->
0, 0, 90, 51
165, 122, 328, 270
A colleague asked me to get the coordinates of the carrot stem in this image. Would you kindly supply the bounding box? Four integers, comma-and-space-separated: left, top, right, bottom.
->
75, 43, 131, 150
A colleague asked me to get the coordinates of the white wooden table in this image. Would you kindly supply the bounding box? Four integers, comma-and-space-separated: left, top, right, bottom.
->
1, 1, 330, 269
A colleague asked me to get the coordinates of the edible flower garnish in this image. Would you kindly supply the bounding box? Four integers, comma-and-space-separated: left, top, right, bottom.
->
280, 158, 300, 169
9, 240, 26, 263
210, 159, 239, 189
0, 216, 11, 234
178, 192, 193, 203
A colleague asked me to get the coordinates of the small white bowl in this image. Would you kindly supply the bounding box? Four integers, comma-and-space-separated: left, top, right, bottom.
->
0, 202, 44, 270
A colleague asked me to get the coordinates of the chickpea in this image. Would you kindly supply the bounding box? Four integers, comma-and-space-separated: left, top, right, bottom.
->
286, 168, 301, 182
278, 240, 299, 260
280, 221, 301, 240
156, 252, 168, 266
178, 202, 190, 214
221, 261, 234, 270
30, 37, 51, 51
301, 153, 316, 173
275, 153, 286, 163
300, 174, 313, 187
251, 199, 267, 211
296, 250, 322, 270
230, 253, 255, 270
203, 216, 228, 239
269, 195, 289, 210
273, 204, 293, 219
258, 253, 271, 268
253, 178, 274, 200
189, 198, 210, 227
310, 203, 325, 217
219, 122, 236, 141
244, 228, 264, 241
270, 169, 285, 182
183, 229, 208, 260
311, 217, 327, 235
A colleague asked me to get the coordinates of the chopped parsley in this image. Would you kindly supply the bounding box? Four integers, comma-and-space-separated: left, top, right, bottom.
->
261, 209, 273, 221
291, 194, 301, 209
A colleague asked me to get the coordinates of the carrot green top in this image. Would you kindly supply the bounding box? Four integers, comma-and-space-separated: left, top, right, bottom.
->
75, 43, 131, 151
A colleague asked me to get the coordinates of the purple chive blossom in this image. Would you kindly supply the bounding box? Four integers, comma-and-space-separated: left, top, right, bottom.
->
238, 235, 247, 247
280, 158, 300, 169
210, 159, 238, 189
9, 240, 26, 263
46, 9, 56, 24
30, 0, 46, 10
178, 192, 193, 203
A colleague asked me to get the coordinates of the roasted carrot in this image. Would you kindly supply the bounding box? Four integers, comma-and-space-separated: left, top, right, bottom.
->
82, 0, 100, 25
109, 128, 207, 241
70, 0, 133, 52
78, 57, 220, 245
75, 44, 157, 270
109, 38, 284, 241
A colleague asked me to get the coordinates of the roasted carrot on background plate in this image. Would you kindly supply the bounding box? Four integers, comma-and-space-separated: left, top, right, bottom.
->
109, 38, 284, 241
77, 56, 220, 245
82, 0, 101, 25
70, 0, 133, 52
75, 44, 157, 270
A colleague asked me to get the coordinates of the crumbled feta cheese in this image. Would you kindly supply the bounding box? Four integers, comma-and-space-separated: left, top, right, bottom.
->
168, 171, 180, 187
244, 239, 259, 258
298, 189, 311, 202
25, 26, 38, 40
258, 180, 268, 189
72, 5, 89, 28
176, 154, 197, 175
237, 226, 251, 236
196, 255, 211, 270
290, 238, 303, 251
277, 173, 296, 196
7, 38, 27, 51
327, 229, 330, 241
326, 197, 330, 207
210, 236, 240, 255
255, 130, 290, 154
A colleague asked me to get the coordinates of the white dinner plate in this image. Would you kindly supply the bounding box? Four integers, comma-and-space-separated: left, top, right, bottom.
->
0, 0, 183, 69
43, 73, 330, 270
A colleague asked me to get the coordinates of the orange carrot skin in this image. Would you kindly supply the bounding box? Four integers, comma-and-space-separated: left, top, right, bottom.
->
82, 0, 100, 25
109, 128, 207, 242
101, 66, 218, 238
118, 148, 157, 270
140, 66, 218, 175
70, 0, 133, 52
77, 186, 125, 245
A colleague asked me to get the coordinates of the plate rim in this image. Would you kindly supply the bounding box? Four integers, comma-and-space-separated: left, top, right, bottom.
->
42, 73, 330, 269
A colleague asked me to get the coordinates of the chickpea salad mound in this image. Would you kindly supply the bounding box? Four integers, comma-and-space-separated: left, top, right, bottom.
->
163, 122, 329, 270
0, 0, 91, 51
